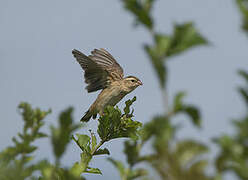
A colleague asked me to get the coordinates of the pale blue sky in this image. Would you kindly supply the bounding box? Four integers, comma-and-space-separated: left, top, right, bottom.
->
1, 0, 247, 179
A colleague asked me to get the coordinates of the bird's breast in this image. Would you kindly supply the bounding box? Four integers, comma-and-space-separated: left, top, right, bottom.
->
95, 86, 126, 112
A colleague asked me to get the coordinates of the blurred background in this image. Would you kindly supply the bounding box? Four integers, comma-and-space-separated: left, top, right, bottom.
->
1, 0, 248, 179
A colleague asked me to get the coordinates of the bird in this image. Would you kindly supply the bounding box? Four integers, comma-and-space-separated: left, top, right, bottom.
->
72, 48, 143, 122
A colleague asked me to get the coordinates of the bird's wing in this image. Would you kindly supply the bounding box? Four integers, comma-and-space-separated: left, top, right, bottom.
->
72, 48, 124, 92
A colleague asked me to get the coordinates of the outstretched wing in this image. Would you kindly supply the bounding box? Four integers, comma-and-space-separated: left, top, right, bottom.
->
72, 48, 124, 92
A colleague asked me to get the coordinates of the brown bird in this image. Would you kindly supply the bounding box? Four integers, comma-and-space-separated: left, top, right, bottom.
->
72, 48, 142, 122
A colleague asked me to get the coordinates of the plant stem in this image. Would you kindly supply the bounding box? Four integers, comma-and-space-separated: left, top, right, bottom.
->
91, 140, 105, 155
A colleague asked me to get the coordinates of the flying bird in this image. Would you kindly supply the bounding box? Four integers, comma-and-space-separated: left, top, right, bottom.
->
72, 48, 142, 122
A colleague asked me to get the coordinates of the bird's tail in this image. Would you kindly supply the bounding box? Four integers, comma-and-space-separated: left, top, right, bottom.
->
81, 110, 92, 122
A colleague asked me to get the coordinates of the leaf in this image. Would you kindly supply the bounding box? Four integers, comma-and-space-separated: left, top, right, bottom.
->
236, 0, 248, 33
51, 107, 80, 160
173, 91, 187, 111
172, 92, 201, 127
182, 105, 201, 127
85, 167, 102, 175
238, 87, 248, 108
239, 69, 248, 82
167, 22, 208, 57
122, 0, 155, 29
144, 45, 167, 88
174, 140, 208, 166
97, 100, 142, 142
232, 116, 248, 140
141, 116, 175, 151
189, 160, 209, 173
36, 132, 48, 138
97, 106, 122, 141
70, 162, 84, 177
128, 168, 148, 179
74, 134, 91, 152
124, 140, 140, 167
107, 158, 126, 177
154, 34, 171, 58
93, 148, 110, 156
124, 96, 136, 115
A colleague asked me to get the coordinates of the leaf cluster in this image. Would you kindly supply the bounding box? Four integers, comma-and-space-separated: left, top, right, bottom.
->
0, 104, 82, 180
51, 107, 80, 163
71, 96, 142, 176
214, 70, 248, 179
98, 97, 142, 141
237, 0, 248, 34
144, 23, 208, 88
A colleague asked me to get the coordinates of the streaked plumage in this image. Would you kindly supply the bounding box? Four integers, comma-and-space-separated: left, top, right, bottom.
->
72, 48, 142, 122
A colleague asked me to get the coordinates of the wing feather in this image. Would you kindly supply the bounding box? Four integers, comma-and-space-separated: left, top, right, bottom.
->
72, 48, 124, 92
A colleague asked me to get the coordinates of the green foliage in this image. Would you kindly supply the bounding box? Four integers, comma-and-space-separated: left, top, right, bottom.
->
2, 1, 248, 180
122, 0, 155, 29
145, 140, 211, 180
166, 22, 208, 57
123, 0, 207, 89
0, 103, 85, 180
144, 22, 207, 88
0, 102, 50, 166
0, 97, 143, 179
97, 96, 142, 141
214, 70, 248, 180
71, 133, 104, 175
51, 107, 80, 163
144, 43, 167, 87
141, 116, 174, 147
108, 158, 147, 180
238, 70, 248, 108
123, 141, 140, 167
172, 91, 201, 127
119, 1, 211, 180
70, 96, 142, 177
237, 0, 248, 34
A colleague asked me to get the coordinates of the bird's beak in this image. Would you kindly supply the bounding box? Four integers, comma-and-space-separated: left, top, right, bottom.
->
138, 80, 143, 86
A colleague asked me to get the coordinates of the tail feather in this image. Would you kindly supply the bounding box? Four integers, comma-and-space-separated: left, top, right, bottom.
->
81, 110, 92, 122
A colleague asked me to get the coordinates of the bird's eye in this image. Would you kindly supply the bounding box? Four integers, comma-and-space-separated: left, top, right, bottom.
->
131, 79, 135, 82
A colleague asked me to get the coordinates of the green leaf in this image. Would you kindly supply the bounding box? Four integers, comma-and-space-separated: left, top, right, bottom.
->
128, 168, 148, 179
173, 91, 187, 111
36, 132, 48, 138
238, 87, 248, 108
189, 160, 209, 173
93, 148, 110, 156
124, 140, 139, 167
51, 107, 80, 160
124, 96, 136, 115
232, 116, 248, 140
236, 0, 248, 33
85, 167, 102, 175
182, 105, 201, 127
175, 140, 208, 166
97, 100, 142, 142
154, 34, 171, 58
167, 22, 208, 57
70, 162, 84, 177
75, 134, 91, 152
141, 116, 175, 151
239, 69, 248, 82
144, 45, 167, 88
172, 92, 201, 127
107, 158, 125, 177
122, 0, 155, 29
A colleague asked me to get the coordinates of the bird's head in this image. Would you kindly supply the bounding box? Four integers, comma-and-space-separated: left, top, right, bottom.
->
122, 76, 143, 93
